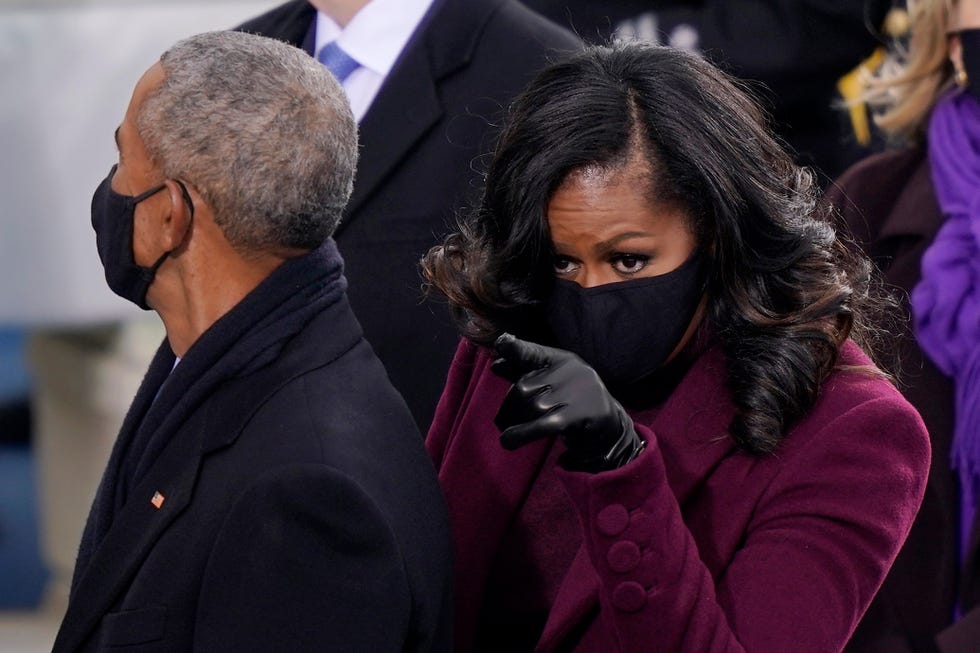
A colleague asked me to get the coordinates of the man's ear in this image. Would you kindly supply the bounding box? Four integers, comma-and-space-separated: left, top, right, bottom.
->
162, 178, 194, 251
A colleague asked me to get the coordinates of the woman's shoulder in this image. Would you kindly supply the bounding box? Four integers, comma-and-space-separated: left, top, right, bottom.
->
787, 340, 928, 455
813, 341, 910, 415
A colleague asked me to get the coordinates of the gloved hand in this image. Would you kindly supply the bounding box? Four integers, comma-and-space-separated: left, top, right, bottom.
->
491, 332, 646, 473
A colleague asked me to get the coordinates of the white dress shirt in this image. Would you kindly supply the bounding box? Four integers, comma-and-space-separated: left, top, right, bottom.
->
315, 0, 435, 122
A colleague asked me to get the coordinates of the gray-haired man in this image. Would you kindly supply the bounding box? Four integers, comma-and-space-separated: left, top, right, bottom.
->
52, 30, 452, 653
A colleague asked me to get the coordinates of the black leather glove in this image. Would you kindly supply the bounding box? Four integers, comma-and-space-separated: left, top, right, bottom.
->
491, 332, 646, 473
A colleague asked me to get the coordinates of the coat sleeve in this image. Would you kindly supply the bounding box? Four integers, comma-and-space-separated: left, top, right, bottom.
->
557, 395, 930, 652
193, 463, 412, 653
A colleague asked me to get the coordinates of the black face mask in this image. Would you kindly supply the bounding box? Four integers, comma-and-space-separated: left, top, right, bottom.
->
90, 164, 191, 310
545, 250, 706, 388
961, 29, 980, 105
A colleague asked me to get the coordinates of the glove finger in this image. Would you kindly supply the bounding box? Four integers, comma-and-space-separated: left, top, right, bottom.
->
493, 360, 563, 429
493, 332, 558, 377
499, 406, 569, 450
499, 418, 554, 450
494, 380, 550, 432
490, 355, 525, 384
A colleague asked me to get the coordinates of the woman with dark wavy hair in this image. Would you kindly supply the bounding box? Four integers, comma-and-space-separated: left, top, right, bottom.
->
421, 42, 929, 653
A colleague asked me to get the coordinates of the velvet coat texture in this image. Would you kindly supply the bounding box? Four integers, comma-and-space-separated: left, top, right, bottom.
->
53, 243, 453, 652
827, 147, 979, 653
427, 337, 930, 652
236, 0, 581, 432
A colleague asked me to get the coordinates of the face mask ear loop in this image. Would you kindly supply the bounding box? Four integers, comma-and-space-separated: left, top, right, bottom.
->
144, 179, 196, 276
140, 249, 171, 287
132, 182, 168, 204
165, 178, 197, 260
175, 179, 195, 219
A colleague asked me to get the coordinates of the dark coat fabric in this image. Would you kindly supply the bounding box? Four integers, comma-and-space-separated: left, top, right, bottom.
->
827, 147, 979, 653
520, 0, 892, 181
53, 243, 453, 652
428, 337, 930, 652
237, 0, 581, 432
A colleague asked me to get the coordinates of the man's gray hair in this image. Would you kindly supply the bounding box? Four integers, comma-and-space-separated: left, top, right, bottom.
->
137, 30, 358, 251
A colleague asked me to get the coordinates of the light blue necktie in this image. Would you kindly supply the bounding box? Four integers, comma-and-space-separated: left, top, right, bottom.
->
316, 41, 360, 83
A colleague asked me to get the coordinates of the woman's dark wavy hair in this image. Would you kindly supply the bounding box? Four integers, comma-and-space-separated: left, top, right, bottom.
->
421, 43, 893, 455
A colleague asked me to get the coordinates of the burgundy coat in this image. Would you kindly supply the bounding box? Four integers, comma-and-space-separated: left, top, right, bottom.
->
427, 337, 930, 652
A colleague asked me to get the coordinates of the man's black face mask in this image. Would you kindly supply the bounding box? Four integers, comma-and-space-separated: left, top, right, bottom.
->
90, 164, 192, 310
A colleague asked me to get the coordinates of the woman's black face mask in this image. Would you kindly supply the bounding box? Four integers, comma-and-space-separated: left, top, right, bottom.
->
90, 164, 192, 310
545, 249, 706, 388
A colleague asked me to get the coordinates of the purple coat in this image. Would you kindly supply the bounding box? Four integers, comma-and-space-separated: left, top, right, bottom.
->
427, 337, 930, 652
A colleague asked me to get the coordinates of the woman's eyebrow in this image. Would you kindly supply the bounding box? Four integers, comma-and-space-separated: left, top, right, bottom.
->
594, 231, 653, 256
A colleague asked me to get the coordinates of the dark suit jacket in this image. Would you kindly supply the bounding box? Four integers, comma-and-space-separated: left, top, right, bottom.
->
53, 283, 453, 651
428, 337, 930, 652
237, 0, 580, 431
827, 147, 979, 653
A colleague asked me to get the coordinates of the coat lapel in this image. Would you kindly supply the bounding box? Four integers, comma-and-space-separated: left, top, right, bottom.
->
52, 412, 206, 652
336, 0, 503, 229
644, 346, 740, 507
338, 44, 442, 223
437, 345, 556, 652
536, 548, 599, 653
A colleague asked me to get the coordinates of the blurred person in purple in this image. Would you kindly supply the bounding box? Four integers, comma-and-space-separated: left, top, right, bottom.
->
827, 1, 980, 650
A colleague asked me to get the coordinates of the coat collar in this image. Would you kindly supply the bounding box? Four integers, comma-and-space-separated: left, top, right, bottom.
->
876, 151, 945, 242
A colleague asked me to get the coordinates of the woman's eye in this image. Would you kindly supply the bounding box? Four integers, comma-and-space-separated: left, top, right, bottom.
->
552, 256, 579, 275
612, 254, 649, 274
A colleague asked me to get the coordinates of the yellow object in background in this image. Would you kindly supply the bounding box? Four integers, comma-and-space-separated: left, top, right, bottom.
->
836, 7, 910, 146
838, 47, 886, 146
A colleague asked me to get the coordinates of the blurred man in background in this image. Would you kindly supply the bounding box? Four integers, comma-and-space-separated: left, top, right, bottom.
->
237, 0, 581, 431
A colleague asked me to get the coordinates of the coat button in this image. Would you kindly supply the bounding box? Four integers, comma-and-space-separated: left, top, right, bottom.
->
611, 581, 647, 613
596, 504, 630, 536
607, 541, 641, 573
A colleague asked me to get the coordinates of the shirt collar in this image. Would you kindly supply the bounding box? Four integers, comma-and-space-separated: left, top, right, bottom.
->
314, 0, 435, 77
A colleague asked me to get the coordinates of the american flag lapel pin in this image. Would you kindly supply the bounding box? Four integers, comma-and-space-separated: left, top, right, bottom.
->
151, 491, 165, 509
